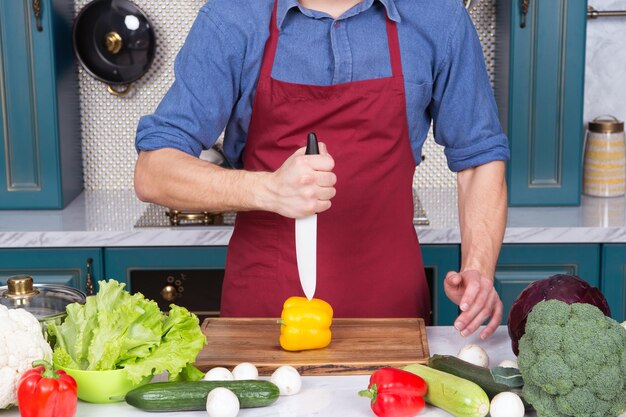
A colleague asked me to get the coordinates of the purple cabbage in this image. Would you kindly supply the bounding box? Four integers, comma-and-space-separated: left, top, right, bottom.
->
507, 274, 611, 355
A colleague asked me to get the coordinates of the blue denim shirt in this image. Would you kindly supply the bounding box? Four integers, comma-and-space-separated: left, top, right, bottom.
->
135, 0, 509, 172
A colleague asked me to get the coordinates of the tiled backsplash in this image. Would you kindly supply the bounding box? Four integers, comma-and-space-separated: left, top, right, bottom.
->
76, 0, 496, 191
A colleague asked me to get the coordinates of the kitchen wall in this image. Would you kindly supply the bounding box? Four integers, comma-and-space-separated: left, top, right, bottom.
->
76, 0, 496, 191
584, 0, 626, 127
74, 0, 626, 193
75, 0, 204, 190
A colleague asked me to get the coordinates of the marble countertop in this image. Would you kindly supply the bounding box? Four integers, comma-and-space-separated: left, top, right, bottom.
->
0, 326, 568, 417
1, 326, 623, 417
2, 188, 626, 248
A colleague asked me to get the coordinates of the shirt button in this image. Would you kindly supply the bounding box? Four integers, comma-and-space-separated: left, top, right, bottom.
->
334, 21, 340, 28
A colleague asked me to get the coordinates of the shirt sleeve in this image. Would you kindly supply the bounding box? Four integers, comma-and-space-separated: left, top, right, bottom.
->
135, 7, 243, 156
429, 6, 510, 172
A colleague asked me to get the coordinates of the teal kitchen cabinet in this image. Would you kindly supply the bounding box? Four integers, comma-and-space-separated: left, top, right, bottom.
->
104, 247, 228, 317
0, 0, 82, 209
494, 244, 600, 324
601, 245, 626, 322
0, 248, 103, 294
496, 0, 587, 206
421, 245, 460, 326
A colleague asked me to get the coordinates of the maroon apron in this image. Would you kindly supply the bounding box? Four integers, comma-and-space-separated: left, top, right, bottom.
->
220, 1, 430, 320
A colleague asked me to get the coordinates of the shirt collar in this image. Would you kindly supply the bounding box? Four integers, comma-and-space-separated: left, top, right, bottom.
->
277, 0, 401, 29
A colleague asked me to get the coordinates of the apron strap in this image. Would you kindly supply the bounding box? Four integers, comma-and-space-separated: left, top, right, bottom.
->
260, 0, 280, 80
384, 17, 403, 78
261, 0, 404, 80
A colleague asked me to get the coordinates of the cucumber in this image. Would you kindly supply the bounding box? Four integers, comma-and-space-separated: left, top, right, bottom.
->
403, 363, 489, 417
428, 355, 530, 408
125, 380, 279, 412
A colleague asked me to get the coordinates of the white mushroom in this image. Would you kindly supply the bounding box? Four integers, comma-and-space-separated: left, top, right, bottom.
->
489, 391, 525, 417
232, 362, 259, 380
203, 367, 234, 381
206, 387, 240, 417
457, 344, 490, 367
271, 365, 302, 396
497, 359, 519, 369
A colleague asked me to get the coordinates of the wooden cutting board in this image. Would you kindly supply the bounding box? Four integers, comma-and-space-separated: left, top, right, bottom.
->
196, 318, 429, 376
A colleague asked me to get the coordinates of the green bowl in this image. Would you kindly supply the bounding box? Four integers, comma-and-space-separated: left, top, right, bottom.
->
57, 366, 152, 403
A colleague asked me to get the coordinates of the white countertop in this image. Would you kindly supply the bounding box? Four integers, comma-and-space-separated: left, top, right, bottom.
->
2, 188, 626, 248
1, 326, 622, 417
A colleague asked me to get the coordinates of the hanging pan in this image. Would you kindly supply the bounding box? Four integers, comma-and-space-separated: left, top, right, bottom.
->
73, 0, 156, 96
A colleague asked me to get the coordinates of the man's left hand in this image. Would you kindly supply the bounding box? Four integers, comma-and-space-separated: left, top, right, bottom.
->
444, 269, 503, 340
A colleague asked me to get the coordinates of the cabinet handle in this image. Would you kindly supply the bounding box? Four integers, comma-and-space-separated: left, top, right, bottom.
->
86, 258, 94, 296
32, 0, 43, 32
520, 0, 530, 28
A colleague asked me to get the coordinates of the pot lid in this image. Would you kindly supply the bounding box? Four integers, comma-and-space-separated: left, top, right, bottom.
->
0, 275, 86, 320
73, 0, 156, 85
589, 115, 625, 134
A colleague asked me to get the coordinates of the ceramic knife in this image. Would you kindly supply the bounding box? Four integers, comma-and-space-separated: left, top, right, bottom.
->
295, 132, 319, 300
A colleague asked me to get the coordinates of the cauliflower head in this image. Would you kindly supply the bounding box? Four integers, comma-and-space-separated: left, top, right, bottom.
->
0, 304, 52, 409
518, 299, 626, 417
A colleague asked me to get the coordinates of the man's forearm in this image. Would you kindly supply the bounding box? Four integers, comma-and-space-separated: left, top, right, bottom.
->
134, 148, 271, 212
457, 161, 508, 279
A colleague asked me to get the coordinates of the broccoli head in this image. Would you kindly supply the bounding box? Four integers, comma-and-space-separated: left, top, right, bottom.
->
518, 299, 626, 417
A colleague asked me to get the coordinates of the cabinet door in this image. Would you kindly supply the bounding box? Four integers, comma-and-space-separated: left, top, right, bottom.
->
104, 247, 228, 318
421, 245, 460, 326
496, 0, 587, 206
601, 244, 626, 322
0, 0, 81, 209
0, 248, 103, 293
495, 244, 600, 324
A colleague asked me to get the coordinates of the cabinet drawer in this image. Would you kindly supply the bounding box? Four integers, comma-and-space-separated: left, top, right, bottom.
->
601, 244, 626, 322
495, 244, 600, 324
0, 248, 103, 293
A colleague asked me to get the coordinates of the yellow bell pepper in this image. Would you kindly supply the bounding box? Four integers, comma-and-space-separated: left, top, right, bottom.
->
279, 296, 333, 351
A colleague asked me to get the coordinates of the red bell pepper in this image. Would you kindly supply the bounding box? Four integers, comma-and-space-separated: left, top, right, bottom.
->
17, 360, 78, 417
359, 367, 427, 417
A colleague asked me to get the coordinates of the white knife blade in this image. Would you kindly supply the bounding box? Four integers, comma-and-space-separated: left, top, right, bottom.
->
296, 213, 317, 300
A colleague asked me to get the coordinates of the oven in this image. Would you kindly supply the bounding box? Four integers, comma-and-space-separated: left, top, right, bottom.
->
104, 247, 227, 321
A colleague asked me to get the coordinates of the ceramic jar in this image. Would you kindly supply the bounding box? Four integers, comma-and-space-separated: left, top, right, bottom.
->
583, 116, 626, 197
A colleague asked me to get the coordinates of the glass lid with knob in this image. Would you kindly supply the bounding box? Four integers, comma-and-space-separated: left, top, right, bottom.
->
0, 275, 86, 321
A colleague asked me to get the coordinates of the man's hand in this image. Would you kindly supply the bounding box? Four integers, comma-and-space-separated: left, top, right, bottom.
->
444, 269, 503, 340
265, 142, 337, 218
450, 160, 507, 340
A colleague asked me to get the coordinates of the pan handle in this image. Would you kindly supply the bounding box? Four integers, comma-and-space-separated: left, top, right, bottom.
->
32, 0, 43, 31
107, 84, 132, 97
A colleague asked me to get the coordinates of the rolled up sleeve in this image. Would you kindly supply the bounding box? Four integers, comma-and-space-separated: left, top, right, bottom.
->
429, 6, 510, 172
135, 7, 243, 157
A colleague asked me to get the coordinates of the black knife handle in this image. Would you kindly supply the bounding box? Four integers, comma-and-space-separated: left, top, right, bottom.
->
306, 132, 320, 155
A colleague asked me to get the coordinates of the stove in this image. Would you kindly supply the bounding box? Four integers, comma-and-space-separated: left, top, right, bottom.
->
134, 190, 429, 227
135, 205, 236, 227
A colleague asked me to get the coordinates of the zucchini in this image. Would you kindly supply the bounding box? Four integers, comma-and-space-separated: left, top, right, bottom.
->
125, 380, 279, 412
428, 355, 530, 408
403, 363, 489, 417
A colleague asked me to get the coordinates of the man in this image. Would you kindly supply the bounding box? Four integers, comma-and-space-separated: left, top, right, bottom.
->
134, 0, 509, 339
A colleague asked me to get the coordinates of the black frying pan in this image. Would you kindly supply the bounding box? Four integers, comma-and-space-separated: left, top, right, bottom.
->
73, 0, 155, 96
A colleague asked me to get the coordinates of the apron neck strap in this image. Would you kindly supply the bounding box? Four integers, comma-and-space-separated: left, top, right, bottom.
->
384, 14, 402, 78
260, 0, 280, 79
261, 0, 403, 79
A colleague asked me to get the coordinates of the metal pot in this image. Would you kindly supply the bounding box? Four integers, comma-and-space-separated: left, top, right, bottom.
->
73, 0, 156, 96
0, 275, 86, 338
